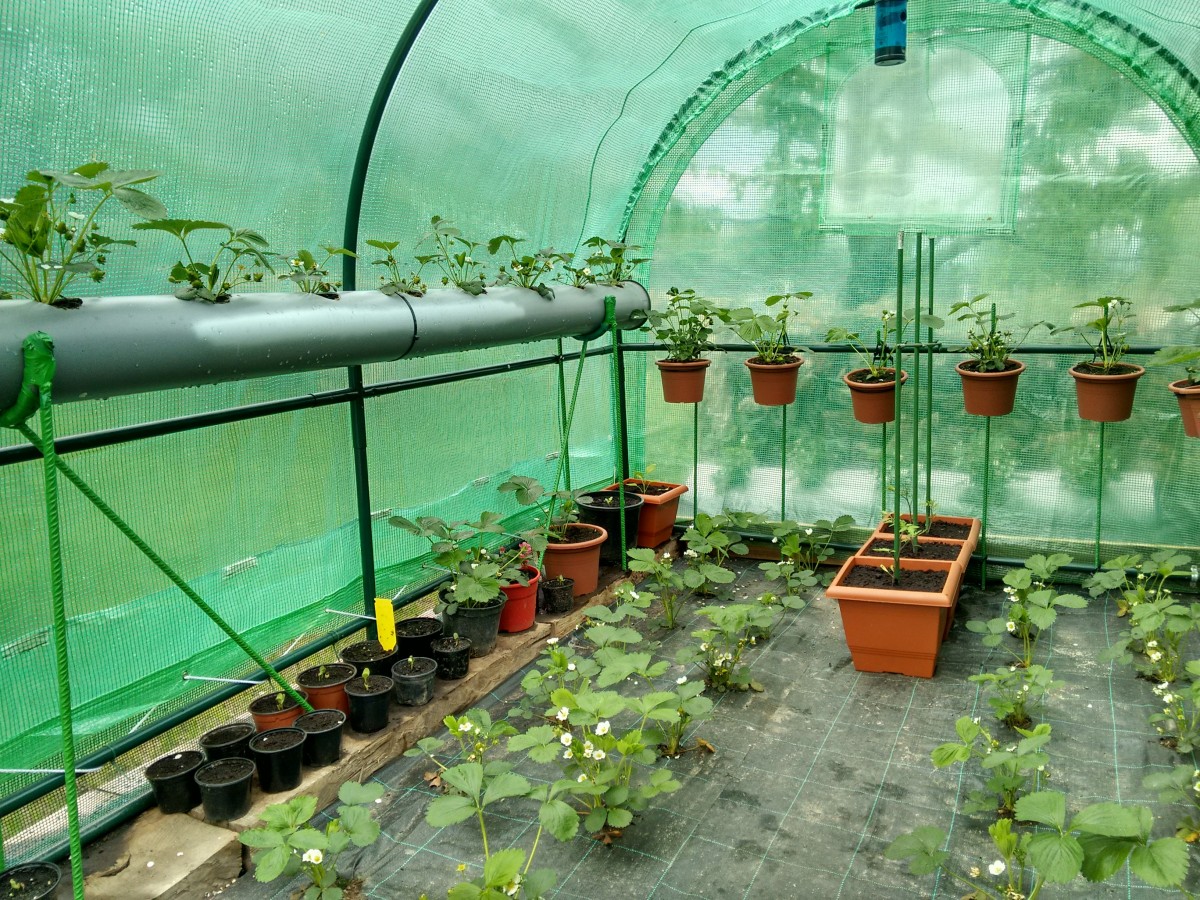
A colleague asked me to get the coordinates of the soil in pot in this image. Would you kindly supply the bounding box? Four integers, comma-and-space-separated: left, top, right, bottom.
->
840, 565, 949, 593
296, 709, 345, 767
442, 594, 505, 658
577, 490, 644, 566
878, 520, 972, 541
539, 575, 575, 615
199, 722, 256, 761
345, 674, 393, 734
862, 540, 961, 562
249, 727, 306, 793
431, 635, 471, 680
249, 690, 305, 732
340, 640, 399, 678
391, 656, 437, 706
144, 749, 206, 814
0, 862, 60, 900
296, 663, 355, 715
194, 757, 255, 822
394, 617, 444, 660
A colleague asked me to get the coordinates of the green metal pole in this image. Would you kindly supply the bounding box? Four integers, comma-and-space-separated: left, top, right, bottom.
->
16, 424, 312, 714
1095, 422, 1106, 568
925, 237, 935, 520
692, 402, 700, 518
604, 296, 629, 571
982, 416, 991, 589
556, 339, 573, 490
780, 405, 788, 521
912, 234, 923, 523
893, 231, 904, 574
33, 389, 85, 900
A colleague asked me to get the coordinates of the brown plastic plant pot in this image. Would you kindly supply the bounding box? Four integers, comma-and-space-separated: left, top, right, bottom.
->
542, 523, 608, 596
955, 359, 1025, 416
296, 663, 355, 715
843, 368, 908, 424
1169, 379, 1200, 438
826, 556, 964, 678
605, 479, 688, 548
1069, 363, 1144, 422
655, 358, 711, 403
248, 690, 306, 732
744, 355, 804, 406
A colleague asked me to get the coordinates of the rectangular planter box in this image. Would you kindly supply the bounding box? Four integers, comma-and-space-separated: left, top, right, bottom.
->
826, 555, 964, 678
857, 534, 972, 637
603, 480, 688, 548
875, 514, 982, 557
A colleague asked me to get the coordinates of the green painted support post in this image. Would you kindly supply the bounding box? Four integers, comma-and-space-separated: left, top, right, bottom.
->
925, 238, 935, 521
34, 386, 85, 899
880, 422, 888, 517
692, 402, 700, 518
780, 405, 788, 520
912, 233, 923, 521
604, 296, 629, 571
1095, 422, 1106, 568
556, 339, 573, 490
982, 416, 992, 589
893, 231, 904, 573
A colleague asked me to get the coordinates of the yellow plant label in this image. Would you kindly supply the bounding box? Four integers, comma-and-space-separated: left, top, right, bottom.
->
374, 598, 397, 651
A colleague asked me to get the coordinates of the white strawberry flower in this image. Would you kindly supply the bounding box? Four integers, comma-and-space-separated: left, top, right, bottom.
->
595, 721, 611, 736
555, 706, 570, 721
560, 732, 573, 746
302, 849, 324, 865
988, 859, 1005, 876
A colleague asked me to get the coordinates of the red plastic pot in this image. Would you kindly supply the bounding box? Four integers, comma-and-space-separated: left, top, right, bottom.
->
499, 564, 539, 632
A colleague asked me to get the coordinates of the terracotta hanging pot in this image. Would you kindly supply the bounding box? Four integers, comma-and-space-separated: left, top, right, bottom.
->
1068, 363, 1144, 422
842, 368, 908, 424
1168, 379, 1200, 438
655, 359, 711, 403
744, 355, 804, 406
955, 359, 1024, 417
542, 523, 608, 596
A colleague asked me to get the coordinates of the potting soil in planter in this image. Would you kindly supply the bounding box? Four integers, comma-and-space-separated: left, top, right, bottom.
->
862, 540, 961, 561
840, 565, 949, 592
0, 862, 60, 900
199, 721, 256, 761
296, 709, 345, 767
878, 520, 972, 541
194, 757, 255, 822
340, 639, 398, 678
144, 749, 205, 813
394, 616, 444, 659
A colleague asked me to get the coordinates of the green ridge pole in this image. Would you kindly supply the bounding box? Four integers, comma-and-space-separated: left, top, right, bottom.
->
780, 405, 788, 520
893, 231, 904, 574
925, 237, 935, 521
15, 426, 312, 715
1095, 422, 1106, 568
33, 387, 85, 899
913, 233, 923, 523
556, 339, 573, 490
604, 296, 629, 570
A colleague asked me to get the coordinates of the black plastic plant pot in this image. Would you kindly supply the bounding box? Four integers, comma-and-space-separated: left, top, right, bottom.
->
194, 757, 255, 822
0, 862, 61, 900
296, 709, 345, 767
198, 721, 256, 761
249, 727, 306, 793
577, 490, 644, 566
339, 639, 399, 679
391, 656, 438, 706
539, 575, 575, 615
144, 749, 206, 814
345, 674, 394, 734
442, 594, 505, 658
430, 636, 471, 680
394, 616, 444, 660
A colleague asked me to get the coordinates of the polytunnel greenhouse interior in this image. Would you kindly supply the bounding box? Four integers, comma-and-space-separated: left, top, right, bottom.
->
4, 0, 1200, 897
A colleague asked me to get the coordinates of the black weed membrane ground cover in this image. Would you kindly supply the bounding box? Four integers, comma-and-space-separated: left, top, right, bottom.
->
220, 561, 1200, 899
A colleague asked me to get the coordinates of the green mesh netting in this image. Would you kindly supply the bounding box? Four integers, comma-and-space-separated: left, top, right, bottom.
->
2, 0, 1200, 867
